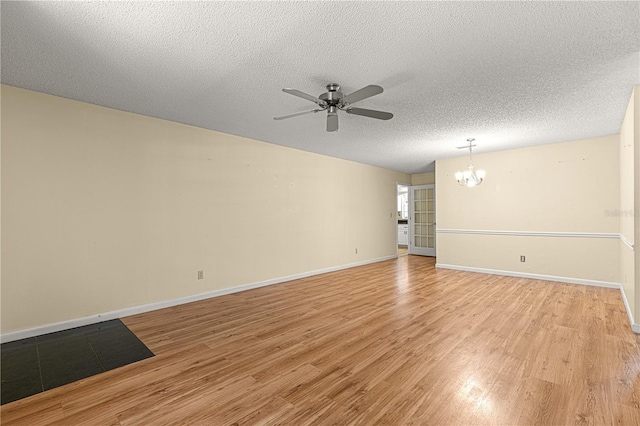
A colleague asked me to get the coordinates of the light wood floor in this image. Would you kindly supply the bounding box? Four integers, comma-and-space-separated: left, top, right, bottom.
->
2, 256, 639, 425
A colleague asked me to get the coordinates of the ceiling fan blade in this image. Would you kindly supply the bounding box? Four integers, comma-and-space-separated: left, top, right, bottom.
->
342, 85, 384, 104
274, 109, 323, 120
282, 88, 325, 105
327, 112, 339, 132
346, 107, 393, 120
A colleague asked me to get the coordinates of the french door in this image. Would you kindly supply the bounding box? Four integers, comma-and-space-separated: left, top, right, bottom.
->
409, 184, 436, 256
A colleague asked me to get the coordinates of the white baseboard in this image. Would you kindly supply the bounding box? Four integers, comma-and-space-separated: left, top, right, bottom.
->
1, 254, 397, 343
436, 263, 640, 334
618, 284, 640, 333
435, 263, 620, 288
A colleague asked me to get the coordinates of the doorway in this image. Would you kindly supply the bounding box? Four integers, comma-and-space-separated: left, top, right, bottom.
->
397, 183, 410, 256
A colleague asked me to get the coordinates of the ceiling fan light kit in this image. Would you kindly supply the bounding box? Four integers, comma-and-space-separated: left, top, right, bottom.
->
274, 83, 393, 132
455, 138, 485, 187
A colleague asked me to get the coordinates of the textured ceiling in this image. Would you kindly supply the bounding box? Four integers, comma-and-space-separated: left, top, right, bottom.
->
2, 1, 639, 174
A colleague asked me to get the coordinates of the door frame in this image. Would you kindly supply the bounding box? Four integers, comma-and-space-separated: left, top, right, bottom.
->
396, 182, 411, 257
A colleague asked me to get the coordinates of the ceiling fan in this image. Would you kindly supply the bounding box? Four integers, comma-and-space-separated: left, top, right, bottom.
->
274, 83, 393, 132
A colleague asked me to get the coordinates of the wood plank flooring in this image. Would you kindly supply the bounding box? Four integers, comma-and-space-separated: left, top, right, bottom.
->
2, 256, 639, 425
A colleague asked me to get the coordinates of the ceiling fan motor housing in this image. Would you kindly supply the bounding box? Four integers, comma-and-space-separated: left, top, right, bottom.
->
319, 83, 344, 105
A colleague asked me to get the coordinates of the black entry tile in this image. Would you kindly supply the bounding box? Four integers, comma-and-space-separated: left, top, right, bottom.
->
38, 336, 104, 391
1, 336, 37, 350
1, 339, 42, 405
1, 340, 39, 376
87, 327, 154, 371
1, 319, 154, 405
83, 319, 126, 335
35, 326, 86, 343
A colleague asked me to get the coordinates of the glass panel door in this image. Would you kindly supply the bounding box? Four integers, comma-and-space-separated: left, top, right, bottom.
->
409, 184, 436, 256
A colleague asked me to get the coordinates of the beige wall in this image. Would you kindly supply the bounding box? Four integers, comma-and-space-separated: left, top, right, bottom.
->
620, 87, 636, 319
635, 86, 640, 323
436, 135, 620, 283
1, 85, 409, 334
411, 172, 435, 185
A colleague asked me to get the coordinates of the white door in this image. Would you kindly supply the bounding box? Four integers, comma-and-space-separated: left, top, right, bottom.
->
409, 185, 436, 256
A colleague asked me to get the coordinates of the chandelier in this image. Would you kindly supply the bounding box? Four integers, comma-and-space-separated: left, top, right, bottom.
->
455, 138, 485, 187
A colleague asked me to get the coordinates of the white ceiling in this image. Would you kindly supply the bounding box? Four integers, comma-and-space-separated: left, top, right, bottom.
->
2, 1, 639, 174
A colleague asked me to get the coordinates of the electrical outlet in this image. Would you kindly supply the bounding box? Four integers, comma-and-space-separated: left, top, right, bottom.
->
355, 248, 358, 254
520, 256, 525, 262
197, 270, 204, 280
